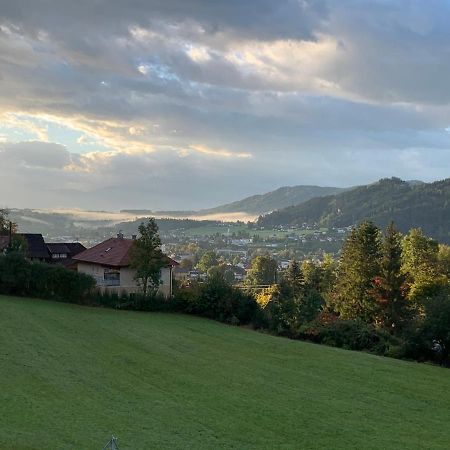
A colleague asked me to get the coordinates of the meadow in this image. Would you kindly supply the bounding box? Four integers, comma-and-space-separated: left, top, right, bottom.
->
1, 295, 449, 449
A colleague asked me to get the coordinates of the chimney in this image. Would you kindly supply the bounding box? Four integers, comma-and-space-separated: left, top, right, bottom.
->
132, 234, 137, 240
117, 231, 124, 239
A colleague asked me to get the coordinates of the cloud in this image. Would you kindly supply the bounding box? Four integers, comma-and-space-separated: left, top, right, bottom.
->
1, 1, 450, 210
0, 141, 70, 169
1, 139, 450, 212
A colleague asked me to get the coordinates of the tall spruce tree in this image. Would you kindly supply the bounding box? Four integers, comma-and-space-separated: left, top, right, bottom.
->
284, 259, 304, 296
373, 222, 407, 332
333, 221, 382, 322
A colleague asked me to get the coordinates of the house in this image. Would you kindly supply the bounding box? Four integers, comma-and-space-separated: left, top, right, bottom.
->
46, 242, 86, 268
73, 234, 179, 296
173, 266, 191, 281
18, 233, 50, 262
228, 264, 247, 282
0, 233, 85, 267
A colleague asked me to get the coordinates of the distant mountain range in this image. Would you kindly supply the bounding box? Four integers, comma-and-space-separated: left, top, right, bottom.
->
9, 178, 450, 244
257, 177, 450, 243
196, 185, 347, 215
120, 185, 348, 218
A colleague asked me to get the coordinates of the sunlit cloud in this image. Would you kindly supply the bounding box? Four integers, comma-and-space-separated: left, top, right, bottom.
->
1, 0, 450, 210
190, 144, 252, 159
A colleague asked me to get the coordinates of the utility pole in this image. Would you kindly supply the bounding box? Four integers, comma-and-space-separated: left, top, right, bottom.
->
8, 220, 12, 251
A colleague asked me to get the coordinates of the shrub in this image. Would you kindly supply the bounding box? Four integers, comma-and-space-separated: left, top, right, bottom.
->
298, 314, 400, 355
0, 253, 95, 302
0, 252, 31, 296
173, 275, 258, 325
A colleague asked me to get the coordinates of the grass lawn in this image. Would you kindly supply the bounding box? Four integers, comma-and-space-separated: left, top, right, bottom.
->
1, 295, 449, 449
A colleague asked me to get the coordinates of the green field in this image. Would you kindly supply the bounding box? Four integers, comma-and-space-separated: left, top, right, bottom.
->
1, 295, 450, 449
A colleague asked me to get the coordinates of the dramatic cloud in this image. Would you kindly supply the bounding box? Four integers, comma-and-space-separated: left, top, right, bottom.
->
0, 1, 450, 210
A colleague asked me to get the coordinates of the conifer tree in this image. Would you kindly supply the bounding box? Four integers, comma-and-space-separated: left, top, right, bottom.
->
284, 259, 304, 296
333, 221, 382, 322
373, 222, 407, 332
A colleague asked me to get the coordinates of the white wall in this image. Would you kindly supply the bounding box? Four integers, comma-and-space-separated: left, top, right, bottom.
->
77, 262, 172, 296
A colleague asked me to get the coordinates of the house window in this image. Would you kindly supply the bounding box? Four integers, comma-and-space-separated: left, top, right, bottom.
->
52, 253, 67, 259
104, 269, 120, 286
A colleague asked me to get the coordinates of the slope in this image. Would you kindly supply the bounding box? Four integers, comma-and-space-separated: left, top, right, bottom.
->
1, 295, 450, 449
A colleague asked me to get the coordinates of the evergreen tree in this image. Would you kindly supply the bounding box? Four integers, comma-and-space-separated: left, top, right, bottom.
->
373, 222, 407, 332
320, 254, 338, 308
333, 221, 382, 322
284, 259, 304, 296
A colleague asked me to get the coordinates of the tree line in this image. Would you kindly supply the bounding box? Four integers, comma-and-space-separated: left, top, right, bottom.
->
256, 221, 450, 365
1, 210, 450, 367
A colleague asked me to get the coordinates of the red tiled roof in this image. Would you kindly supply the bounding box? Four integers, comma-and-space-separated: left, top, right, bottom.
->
73, 237, 179, 268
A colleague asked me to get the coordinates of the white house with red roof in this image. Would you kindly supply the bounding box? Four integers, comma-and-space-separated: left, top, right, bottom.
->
73, 234, 178, 296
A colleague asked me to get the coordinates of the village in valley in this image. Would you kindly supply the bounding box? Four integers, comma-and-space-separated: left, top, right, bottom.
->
3, 207, 352, 289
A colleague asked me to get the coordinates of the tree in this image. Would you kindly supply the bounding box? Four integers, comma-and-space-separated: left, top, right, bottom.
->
333, 221, 382, 322
284, 259, 304, 296
301, 260, 322, 292
246, 255, 278, 286
415, 283, 450, 366
401, 228, 440, 304
0, 209, 17, 236
196, 251, 219, 273
129, 218, 166, 297
437, 244, 450, 279
402, 229, 439, 283
372, 222, 408, 332
180, 258, 194, 270
320, 254, 338, 307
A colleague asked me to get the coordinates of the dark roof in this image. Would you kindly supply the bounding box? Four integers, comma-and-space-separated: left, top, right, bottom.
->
47, 243, 70, 254
64, 243, 86, 255
73, 237, 178, 268
18, 233, 49, 259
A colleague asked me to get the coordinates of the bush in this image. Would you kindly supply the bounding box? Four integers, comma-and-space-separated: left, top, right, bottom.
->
0, 252, 31, 296
174, 275, 258, 325
402, 284, 450, 366
298, 313, 400, 355
87, 289, 177, 312
0, 253, 95, 301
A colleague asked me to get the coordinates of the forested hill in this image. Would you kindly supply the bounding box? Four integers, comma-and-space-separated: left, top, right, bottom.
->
199, 185, 346, 215
258, 177, 450, 243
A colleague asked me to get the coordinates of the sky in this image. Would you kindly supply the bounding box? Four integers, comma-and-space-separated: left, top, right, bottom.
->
1, 0, 450, 210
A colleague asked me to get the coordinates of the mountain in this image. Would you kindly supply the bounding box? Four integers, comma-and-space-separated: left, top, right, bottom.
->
258, 177, 450, 243
198, 185, 347, 215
